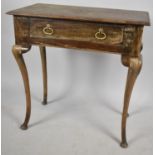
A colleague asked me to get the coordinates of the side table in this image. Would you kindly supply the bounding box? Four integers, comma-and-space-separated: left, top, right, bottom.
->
7, 3, 150, 148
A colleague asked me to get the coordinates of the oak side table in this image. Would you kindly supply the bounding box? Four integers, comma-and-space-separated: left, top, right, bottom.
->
7, 3, 150, 148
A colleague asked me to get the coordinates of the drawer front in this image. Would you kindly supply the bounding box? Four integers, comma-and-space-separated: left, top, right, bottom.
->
30, 18, 124, 46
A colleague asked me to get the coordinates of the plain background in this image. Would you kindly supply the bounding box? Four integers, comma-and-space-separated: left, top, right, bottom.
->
1, 0, 153, 155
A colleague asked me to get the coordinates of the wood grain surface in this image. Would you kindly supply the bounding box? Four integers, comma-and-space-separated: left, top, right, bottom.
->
7, 3, 150, 25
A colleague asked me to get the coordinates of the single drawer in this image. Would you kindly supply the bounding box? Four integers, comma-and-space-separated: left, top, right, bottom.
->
30, 18, 124, 46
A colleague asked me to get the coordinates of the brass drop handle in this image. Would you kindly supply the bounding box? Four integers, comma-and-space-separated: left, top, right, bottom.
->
95, 28, 107, 40
43, 24, 53, 35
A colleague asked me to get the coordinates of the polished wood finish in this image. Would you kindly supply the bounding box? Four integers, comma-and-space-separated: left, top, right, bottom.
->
12, 45, 31, 130
8, 3, 150, 148
39, 46, 48, 105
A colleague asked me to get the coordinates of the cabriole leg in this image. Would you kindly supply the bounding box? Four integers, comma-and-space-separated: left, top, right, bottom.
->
12, 45, 31, 130
120, 55, 142, 148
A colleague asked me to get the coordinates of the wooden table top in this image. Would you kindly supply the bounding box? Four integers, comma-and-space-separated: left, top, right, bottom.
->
7, 3, 150, 26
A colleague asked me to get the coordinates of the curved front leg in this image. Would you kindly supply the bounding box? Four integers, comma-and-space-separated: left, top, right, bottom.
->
12, 45, 31, 130
39, 46, 48, 105
120, 55, 142, 148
